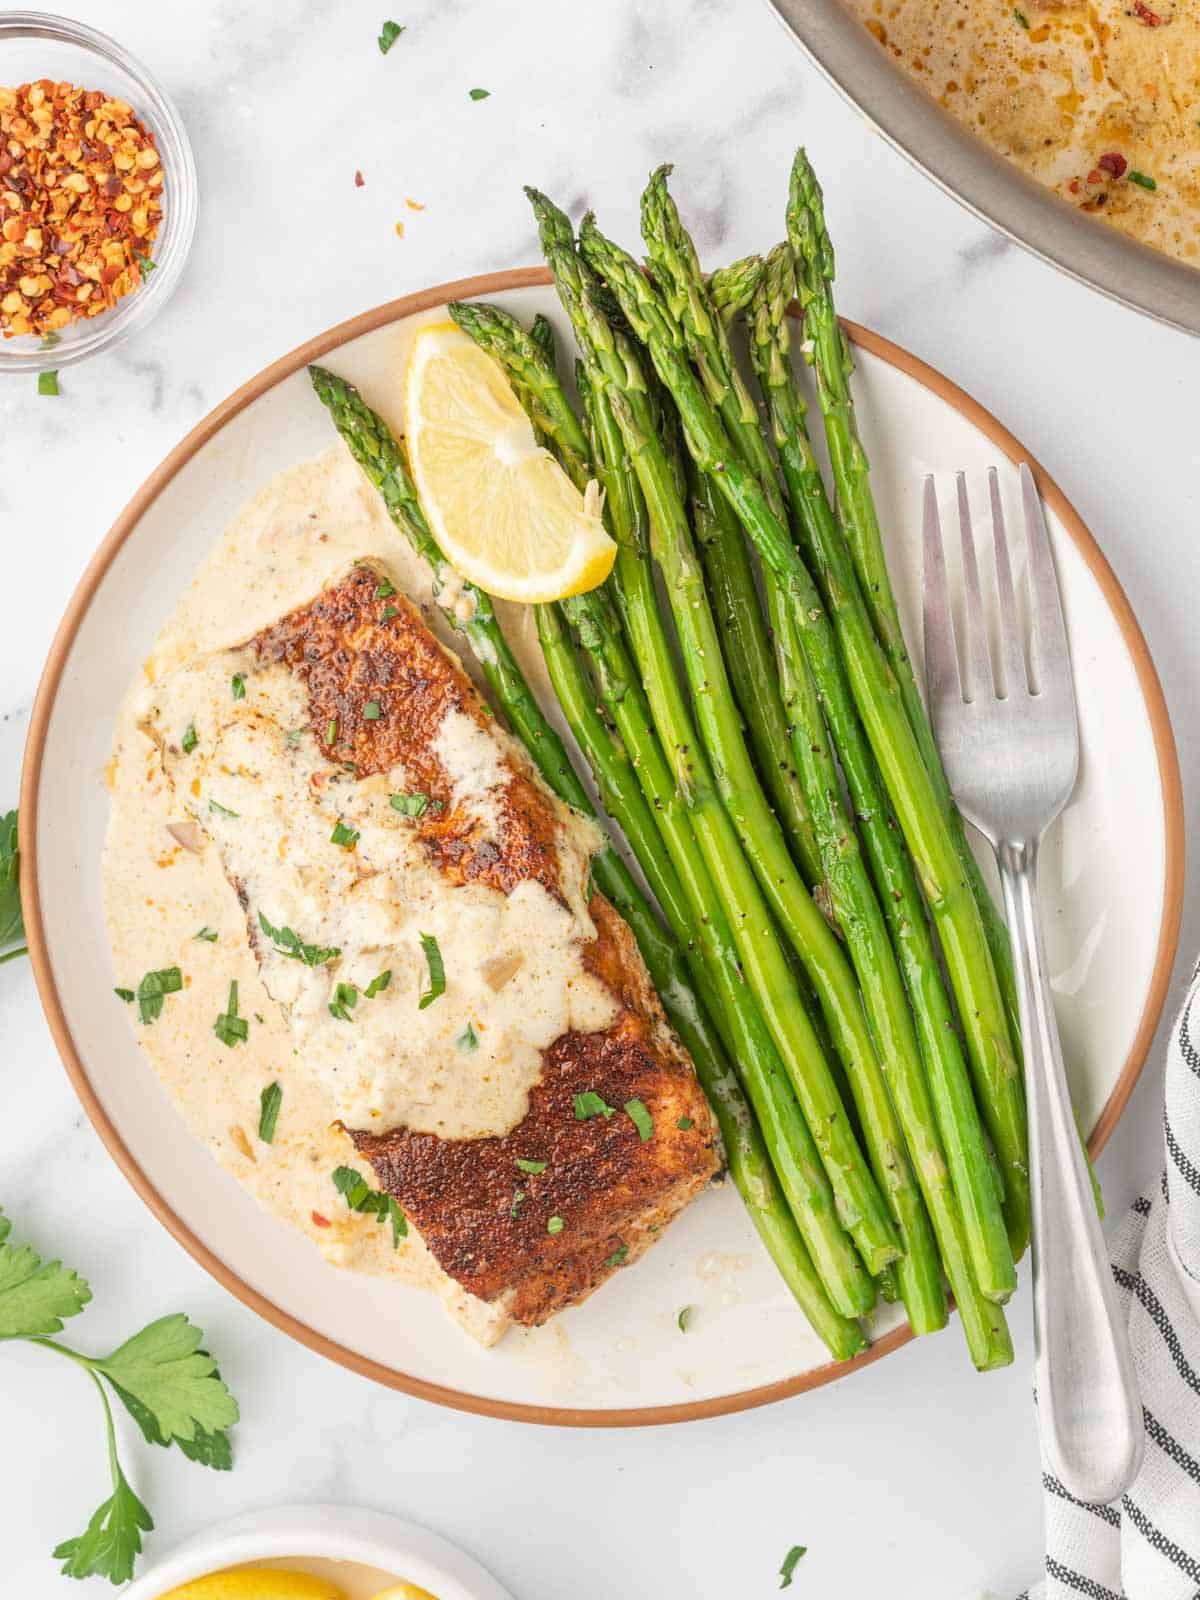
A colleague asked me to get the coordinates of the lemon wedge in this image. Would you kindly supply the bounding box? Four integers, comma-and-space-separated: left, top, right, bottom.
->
365, 1586, 440, 1600
158, 1573, 346, 1600
405, 321, 615, 603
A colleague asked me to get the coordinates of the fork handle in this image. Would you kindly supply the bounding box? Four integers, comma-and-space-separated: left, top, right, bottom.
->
997, 838, 1144, 1505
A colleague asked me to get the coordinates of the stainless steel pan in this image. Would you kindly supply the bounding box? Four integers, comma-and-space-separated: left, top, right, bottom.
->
766, 0, 1200, 336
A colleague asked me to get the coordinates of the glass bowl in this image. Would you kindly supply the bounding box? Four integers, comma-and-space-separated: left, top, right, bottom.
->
0, 10, 197, 372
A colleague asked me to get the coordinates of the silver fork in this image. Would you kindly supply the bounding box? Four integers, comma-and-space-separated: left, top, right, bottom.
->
923, 463, 1143, 1504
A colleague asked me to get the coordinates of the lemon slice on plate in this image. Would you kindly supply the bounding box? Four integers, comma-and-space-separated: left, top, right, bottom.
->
405, 321, 615, 603
159, 1573, 345, 1600
365, 1585, 439, 1600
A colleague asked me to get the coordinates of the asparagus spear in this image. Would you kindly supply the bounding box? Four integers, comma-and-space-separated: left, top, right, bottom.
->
309, 362, 867, 1355
707, 253, 764, 326
575, 208, 1032, 1264
526, 191, 907, 1281
786, 150, 1020, 1044
750, 242, 1017, 1309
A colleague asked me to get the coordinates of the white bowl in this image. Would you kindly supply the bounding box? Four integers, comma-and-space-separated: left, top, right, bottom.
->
117, 1505, 515, 1600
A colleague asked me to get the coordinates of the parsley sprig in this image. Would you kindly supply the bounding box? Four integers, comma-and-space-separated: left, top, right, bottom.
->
257, 910, 340, 967
0, 809, 27, 965
330, 1167, 408, 1246
0, 1208, 238, 1584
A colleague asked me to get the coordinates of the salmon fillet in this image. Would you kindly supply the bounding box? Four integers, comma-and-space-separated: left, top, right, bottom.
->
152, 562, 718, 1329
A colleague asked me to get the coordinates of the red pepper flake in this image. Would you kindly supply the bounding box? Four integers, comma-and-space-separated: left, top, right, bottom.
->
1132, 1, 1163, 23
311, 1210, 331, 1227
354, 169, 365, 188
1098, 151, 1128, 179
1068, 178, 1081, 194
1086, 168, 1103, 184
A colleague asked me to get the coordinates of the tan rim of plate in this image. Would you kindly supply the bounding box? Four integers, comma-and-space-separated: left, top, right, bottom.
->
20, 268, 1185, 1428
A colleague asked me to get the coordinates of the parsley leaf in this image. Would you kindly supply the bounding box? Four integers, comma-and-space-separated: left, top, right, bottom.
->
378, 18, 404, 53
207, 798, 239, 820
624, 1098, 654, 1141
1129, 170, 1158, 191
330, 819, 359, 849
0, 808, 26, 961
418, 932, 445, 1008
390, 792, 429, 817
213, 979, 249, 1047
38, 369, 59, 396
53, 1447, 153, 1584
0, 1209, 92, 1335
457, 1022, 478, 1051
547, 1215, 564, 1235
135, 967, 182, 1026
258, 1081, 282, 1143
364, 969, 391, 998
114, 987, 134, 1002
510, 1188, 525, 1218
677, 1115, 694, 1131
375, 577, 396, 598
514, 1157, 546, 1174
94, 1313, 240, 1445
677, 1305, 695, 1333
230, 672, 245, 701
258, 910, 340, 967
779, 1545, 807, 1589
331, 1167, 407, 1245
329, 981, 358, 1022
134, 250, 157, 275
1013, 7, 1029, 24
363, 700, 383, 720
469, 87, 491, 100
181, 723, 198, 754
194, 926, 218, 942
574, 1090, 615, 1121
605, 1243, 628, 1268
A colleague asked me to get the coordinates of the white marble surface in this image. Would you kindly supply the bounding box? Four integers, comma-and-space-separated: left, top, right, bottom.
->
2, 0, 1199, 1595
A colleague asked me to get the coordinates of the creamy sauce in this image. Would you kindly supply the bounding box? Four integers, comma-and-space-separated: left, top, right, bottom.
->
101, 443, 613, 1343
848, 0, 1200, 265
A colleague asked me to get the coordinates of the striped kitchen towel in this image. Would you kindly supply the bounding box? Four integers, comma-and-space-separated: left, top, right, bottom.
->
1019, 962, 1200, 1600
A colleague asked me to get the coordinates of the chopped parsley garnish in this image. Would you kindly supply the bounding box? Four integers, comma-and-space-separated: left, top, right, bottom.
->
574, 1090, 615, 1121
0, 809, 21, 962
181, 723, 198, 754
134, 966, 182, 1025
37, 369, 58, 396
457, 1022, 479, 1051
363, 700, 382, 720
134, 250, 157, 275
677, 1305, 695, 1333
677, 1115, 694, 1131
605, 1243, 628, 1268
330, 819, 359, 849
285, 729, 303, 747
207, 798, 239, 820
258, 911, 340, 967
511, 1188, 525, 1217
779, 1546, 807, 1589
213, 979, 249, 1047
375, 578, 396, 599
326, 717, 338, 745
40, 331, 61, 349
381, 605, 399, 622
230, 673, 245, 701
418, 932, 445, 1008
469, 87, 491, 100
331, 1166, 407, 1245
329, 982, 358, 1022
378, 19, 405, 54
1013, 7, 1029, 24
390, 793, 429, 817
114, 987, 134, 1002
625, 1099, 654, 1141
514, 1157, 546, 1174
364, 969, 392, 998
547, 1215, 564, 1235
258, 1081, 282, 1143
1128, 170, 1157, 190
194, 927, 218, 942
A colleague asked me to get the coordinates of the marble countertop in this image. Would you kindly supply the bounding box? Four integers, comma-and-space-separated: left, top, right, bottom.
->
3, 0, 1199, 1595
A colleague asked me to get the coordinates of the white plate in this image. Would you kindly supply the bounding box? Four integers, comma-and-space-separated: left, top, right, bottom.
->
117, 1503, 513, 1599
21, 272, 1183, 1425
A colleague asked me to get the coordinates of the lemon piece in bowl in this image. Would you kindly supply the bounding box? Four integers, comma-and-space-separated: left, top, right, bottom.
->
405, 321, 615, 604
365, 1586, 440, 1600
159, 1572, 346, 1600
